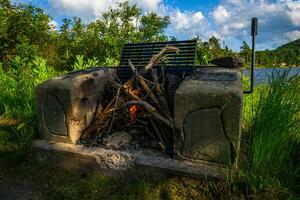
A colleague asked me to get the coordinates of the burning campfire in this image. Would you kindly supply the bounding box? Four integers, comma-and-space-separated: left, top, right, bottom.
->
79, 45, 180, 153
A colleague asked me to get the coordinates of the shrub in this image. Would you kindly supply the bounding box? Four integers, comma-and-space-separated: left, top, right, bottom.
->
71, 55, 100, 70
0, 56, 57, 151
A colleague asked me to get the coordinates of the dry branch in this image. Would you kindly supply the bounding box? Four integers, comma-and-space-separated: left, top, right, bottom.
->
128, 60, 162, 111
149, 118, 166, 149
145, 45, 179, 70
150, 69, 172, 122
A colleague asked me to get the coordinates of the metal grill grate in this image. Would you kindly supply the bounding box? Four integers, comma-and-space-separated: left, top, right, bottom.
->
116, 40, 197, 83
118, 40, 197, 68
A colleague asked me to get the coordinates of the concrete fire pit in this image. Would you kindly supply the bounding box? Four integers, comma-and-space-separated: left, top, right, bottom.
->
34, 40, 243, 179
34, 65, 242, 179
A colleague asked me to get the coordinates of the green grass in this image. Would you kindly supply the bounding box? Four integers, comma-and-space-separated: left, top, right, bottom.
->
0, 146, 281, 200
249, 71, 300, 196
0, 60, 299, 199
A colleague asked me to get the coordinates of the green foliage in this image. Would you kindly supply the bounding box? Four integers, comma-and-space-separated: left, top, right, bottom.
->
195, 37, 236, 65
0, 1, 171, 71
0, 1, 51, 69
0, 56, 57, 151
195, 37, 299, 67
242, 76, 267, 131
0, 56, 56, 119
54, 1, 171, 69
240, 39, 300, 68
195, 39, 213, 65
209, 36, 222, 59
272, 39, 300, 66
140, 12, 170, 42
240, 41, 251, 65
71, 55, 100, 70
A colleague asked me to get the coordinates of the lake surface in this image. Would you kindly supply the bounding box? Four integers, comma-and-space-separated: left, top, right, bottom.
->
242, 67, 300, 85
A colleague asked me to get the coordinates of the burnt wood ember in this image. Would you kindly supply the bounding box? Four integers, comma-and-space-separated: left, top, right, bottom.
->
79, 45, 180, 153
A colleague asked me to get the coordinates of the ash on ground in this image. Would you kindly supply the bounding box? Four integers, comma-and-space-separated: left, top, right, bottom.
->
78, 128, 164, 153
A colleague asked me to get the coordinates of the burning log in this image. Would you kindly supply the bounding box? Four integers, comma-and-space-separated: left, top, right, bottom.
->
124, 101, 173, 128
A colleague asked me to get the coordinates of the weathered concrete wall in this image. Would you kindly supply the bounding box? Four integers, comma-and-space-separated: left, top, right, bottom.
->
33, 139, 234, 180
174, 67, 243, 167
36, 67, 115, 144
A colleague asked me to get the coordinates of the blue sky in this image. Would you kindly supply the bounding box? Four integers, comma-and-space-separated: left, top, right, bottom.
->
16, 0, 300, 50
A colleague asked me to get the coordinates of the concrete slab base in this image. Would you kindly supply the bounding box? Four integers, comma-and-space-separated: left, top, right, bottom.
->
32, 139, 235, 180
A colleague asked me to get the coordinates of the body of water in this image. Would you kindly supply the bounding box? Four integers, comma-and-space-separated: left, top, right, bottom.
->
242, 67, 300, 85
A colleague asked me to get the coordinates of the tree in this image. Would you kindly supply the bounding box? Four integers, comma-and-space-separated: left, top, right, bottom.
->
240, 41, 251, 66
209, 36, 222, 58
0, 1, 51, 69
78, 2, 170, 65
139, 12, 170, 42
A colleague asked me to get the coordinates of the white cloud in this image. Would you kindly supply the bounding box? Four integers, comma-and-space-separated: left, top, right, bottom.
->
225, 0, 245, 6
47, 0, 300, 50
285, 0, 300, 25
133, 0, 163, 12
212, 5, 231, 24
49, 0, 164, 21
166, 9, 209, 39
49, 0, 209, 39
209, 0, 300, 49
49, 0, 116, 20
284, 30, 300, 40
170, 10, 204, 31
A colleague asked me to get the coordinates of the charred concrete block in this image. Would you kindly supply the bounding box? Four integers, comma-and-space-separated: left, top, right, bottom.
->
174, 67, 243, 166
36, 67, 115, 144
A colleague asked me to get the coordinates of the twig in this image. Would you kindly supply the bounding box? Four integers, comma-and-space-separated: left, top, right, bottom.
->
128, 60, 162, 111
145, 45, 179, 70
143, 68, 165, 99
107, 88, 120, 135
149, 119, 166, 149
150, 68, 172, 121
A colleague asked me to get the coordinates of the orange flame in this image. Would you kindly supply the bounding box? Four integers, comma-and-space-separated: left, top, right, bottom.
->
128, 89, 141, 124
129, 105, 138, 123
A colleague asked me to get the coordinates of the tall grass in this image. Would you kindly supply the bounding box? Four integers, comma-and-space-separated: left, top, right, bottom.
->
249, 70, 300, 194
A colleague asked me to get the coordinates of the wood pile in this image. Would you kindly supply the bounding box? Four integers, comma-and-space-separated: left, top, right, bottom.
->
80, 45, 180, 152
